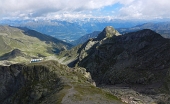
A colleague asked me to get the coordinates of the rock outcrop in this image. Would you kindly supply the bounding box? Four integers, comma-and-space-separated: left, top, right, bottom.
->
97, 26, 121, 40
0, 49, 27, 60
0, 63, 62, 104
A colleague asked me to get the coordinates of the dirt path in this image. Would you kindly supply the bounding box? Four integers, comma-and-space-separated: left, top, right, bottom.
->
61, 84, 77, 104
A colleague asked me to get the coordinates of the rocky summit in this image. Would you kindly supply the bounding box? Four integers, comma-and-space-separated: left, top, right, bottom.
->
97, 26, 121, 40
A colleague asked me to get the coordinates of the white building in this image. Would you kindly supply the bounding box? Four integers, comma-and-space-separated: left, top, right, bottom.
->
30, 58, 43, 63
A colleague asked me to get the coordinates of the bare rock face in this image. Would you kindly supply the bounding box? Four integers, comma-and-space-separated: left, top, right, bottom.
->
78, 39, 98, 61
0, 64, 62, 104
97, 26, 121, 40
77, 26, 121, 63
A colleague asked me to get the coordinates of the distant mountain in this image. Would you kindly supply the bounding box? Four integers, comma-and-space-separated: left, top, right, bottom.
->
70, 22, 170, 46
18, 20, 87, 42
0, 19, 144, 42
0, 25, 72, 64
71, 31, 101, 45
117, 22, 170, 38
133, 22, 170, 30
3, 19, 170, 42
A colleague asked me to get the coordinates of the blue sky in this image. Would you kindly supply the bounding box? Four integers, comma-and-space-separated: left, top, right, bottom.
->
93, 3, 122, 17
0, 0, 170, 20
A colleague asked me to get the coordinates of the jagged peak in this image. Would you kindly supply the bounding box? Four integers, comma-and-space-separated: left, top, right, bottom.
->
97, 26, 121, 40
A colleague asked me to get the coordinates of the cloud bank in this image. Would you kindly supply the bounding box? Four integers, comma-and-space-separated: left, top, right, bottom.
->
0, 0, 170, 20
119, 0, 170, 19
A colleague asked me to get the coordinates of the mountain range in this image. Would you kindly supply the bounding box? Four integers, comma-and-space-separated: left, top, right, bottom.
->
0, 19, 145, 42
117, 22, 170, 38
71, 22, 170, 46
1, 23, 170, 103
2, 19, 170, 44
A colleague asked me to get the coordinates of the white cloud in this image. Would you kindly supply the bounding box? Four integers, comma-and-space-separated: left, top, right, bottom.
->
0, 0, 118, 18
0, 0, 170, 20
118, 0, 170, 19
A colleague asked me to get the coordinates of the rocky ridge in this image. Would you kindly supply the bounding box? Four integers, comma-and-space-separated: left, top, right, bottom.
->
72, 26, 170, 103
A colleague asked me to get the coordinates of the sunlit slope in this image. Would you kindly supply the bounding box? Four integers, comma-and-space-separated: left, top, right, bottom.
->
0, 25, 72, 64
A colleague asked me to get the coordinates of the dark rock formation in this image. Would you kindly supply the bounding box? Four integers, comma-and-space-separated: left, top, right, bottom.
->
0, 63, 62, 104
0, 49, 26, 60
76, 27, 170, 93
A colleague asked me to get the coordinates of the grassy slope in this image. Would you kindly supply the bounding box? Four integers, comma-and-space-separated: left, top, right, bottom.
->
0, 36, 11, 55
0, 26, 52, 55
0, 26, 64, 64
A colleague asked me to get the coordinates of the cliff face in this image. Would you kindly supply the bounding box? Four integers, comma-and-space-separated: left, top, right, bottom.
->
0, 63, 62, 104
